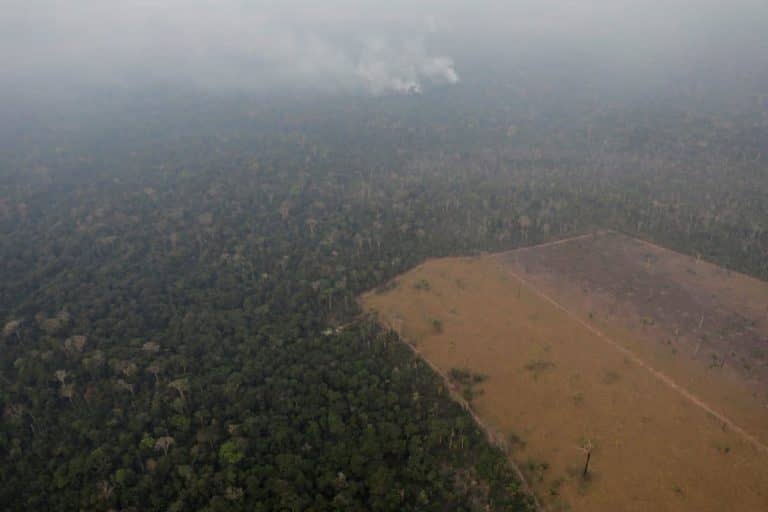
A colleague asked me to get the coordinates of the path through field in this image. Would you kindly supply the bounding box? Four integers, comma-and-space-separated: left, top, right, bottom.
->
505, 264, 768, 456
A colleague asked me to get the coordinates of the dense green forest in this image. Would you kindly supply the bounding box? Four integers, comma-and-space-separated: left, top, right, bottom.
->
1, 87, 767, 510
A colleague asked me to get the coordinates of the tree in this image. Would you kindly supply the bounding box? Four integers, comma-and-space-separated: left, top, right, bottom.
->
154, 436, 175, 456
518, 215, 532, 240
64, 335, 87, 353
54, 369, 69, 386
218, 440, 245, 466
146, 362, 162, 384
169, 378, 189, 402
2, 320, 21, 340
579, 439, 594, 477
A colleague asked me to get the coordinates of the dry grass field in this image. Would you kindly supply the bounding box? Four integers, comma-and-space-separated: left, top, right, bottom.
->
360, 232, 768, 511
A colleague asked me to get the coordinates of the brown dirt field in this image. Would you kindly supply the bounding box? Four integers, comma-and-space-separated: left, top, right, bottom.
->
504, 231, 768, 449
360, 233, 768, 511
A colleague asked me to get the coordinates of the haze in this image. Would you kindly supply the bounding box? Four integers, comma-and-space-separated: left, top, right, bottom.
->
3, 0, 767, 101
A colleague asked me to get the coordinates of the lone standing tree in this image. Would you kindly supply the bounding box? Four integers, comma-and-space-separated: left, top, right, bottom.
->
579, 439, 594, 477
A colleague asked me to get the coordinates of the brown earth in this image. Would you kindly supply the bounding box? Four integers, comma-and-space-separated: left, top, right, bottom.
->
504, 231, 768, 448
360, 232, 768, 511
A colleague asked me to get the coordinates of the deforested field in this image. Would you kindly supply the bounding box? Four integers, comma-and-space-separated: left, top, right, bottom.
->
360, 231, 768, 511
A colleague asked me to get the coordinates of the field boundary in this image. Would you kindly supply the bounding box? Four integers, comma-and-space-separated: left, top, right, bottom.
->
371, 315, 545, 512
506, 230, 602, 253
516, 228, 768, 287
503, 265, 768, 456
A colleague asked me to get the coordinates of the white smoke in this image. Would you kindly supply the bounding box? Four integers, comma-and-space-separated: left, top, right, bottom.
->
421, 57, 460, 85
355, 38, 460, 95
1, 1, 461, 97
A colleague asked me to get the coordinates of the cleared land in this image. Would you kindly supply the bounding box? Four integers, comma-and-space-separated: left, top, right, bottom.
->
361, 232, 768, 511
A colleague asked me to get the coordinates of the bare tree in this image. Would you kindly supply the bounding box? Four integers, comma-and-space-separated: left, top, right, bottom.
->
97, 480, 114, 502
146, 362, 162, 384
279, 199, 293, 220
60, 383, 76, 402
115, 378, 135, 395
64, 335, 87, 353
519, 215, 532, 241
121, 361, 138, 378
154, 436, 175, 456
169, 378, 189, 402
306, 217, 318, 236
142, 341, 161, 354
2, 319, 21, 340
579, 439, 594, 477
54, 369, 69, 386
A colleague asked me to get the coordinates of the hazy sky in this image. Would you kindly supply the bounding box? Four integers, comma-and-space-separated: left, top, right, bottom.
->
2, 1, 767, 98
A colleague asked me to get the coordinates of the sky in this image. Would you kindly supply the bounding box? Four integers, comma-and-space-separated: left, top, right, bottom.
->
1, 1, 767, 99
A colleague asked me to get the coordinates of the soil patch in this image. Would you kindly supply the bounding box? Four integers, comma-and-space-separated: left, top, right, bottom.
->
361, 233, 768, 511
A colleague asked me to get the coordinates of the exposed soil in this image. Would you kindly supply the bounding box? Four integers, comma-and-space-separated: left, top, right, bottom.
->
504, 230, 768, 448
360, 233, 768, 511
